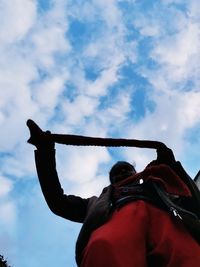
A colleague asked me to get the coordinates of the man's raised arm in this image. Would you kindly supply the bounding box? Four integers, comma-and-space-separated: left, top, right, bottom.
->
27, 119, 90, 223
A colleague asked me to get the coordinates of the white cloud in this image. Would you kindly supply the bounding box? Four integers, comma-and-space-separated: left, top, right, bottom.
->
131, 2, 200, 168
67, 0, 137, 98
179, 91, 200, 127
71, 174, 109, 197
31, 23, 71, 68
0, 1, 72, 152
33, 74, 68, 110
86, 67, 120, 96
187, 0, 200, 19
161, 0, 185, 4
1, 145, 36, 178
151, 22, 199, 80
0, 176, 13, 197
94, 0, 124, 29
133, 1, 199, 88
122, 89, 200, 173
57, 146, 110, 185
0, 0, 37, 45
61, 95, 99, 126
0, 201, 16, 226
134, 15, 161, 37
94, 90, 132, 130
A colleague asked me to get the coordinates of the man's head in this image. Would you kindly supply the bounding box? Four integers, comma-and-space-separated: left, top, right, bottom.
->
109, 161, 136, 184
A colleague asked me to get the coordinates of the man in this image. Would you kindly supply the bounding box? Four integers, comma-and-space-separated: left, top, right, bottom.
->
27, 120, 200, 267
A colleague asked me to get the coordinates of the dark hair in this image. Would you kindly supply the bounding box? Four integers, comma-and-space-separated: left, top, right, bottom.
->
109, 161, 136, 184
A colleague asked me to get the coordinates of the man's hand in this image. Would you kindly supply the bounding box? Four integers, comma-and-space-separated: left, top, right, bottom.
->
26, 119, 54, 149
156, 147, 176, 166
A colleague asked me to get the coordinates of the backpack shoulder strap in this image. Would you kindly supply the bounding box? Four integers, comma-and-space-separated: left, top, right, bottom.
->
152, 182, 200, 245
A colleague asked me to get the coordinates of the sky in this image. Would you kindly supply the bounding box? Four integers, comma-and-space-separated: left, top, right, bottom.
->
0, 0, 200, 266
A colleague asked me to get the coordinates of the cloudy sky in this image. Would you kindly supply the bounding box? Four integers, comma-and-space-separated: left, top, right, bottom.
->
0, 0, 200, 266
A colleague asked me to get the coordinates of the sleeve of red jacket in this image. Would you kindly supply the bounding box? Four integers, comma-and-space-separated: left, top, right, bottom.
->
34, 148, 91, 223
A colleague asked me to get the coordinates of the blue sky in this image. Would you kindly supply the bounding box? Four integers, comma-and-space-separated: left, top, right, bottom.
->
0, 0, 200, 266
